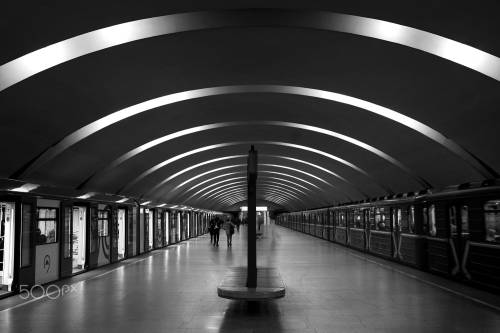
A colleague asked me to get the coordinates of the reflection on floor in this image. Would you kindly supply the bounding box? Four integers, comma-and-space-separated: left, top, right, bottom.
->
1, 223, 500, 332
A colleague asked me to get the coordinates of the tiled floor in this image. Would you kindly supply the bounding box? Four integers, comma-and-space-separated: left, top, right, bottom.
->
1, 224, 500, 332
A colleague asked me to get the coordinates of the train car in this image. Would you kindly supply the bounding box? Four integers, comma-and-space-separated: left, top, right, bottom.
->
276, 183, 500, 293
423, 185, 500, 291
0, 188, 213, 300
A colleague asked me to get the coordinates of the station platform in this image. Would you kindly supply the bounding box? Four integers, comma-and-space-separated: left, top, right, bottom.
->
1, 224, 500, 333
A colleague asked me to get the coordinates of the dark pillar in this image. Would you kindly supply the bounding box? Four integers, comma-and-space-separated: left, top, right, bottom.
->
247, 145, 258, 288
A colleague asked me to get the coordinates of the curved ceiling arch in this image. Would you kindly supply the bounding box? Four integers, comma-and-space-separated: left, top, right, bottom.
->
14, 86, 493, 184
213, 188, 301, 209
194, 179, 309, 204
147, 158, 338, 198
118, 143, 353, 194
164, 164, 331, 198
181, 171, 313, 195
201, 181, 310, 206
184, 176, 247, 201
164, 168, 332, 205
181, 173, 315, 203
2, 9, 499, 93
80, 119, 421, 195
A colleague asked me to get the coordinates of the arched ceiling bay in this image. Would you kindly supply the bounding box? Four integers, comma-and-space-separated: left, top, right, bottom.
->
1, 1, 499, 210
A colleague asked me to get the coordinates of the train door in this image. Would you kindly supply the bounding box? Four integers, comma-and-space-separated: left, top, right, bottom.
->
0, 202, 15, 293
72, 206, 87, 273
363, 209, 370, 250
117, 208, 126, 260
164, 211, 169, 246
88, 204, 99, 269
97, 208, 111, 266
155, 209, 162, 248
147, 209, 153, 250
449, 203, 469, 277
139, 208, 145, 253
391, 207, 401, 259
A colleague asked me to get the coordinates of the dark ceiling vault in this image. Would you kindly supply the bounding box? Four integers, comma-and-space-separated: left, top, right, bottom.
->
1, 2, 499, 210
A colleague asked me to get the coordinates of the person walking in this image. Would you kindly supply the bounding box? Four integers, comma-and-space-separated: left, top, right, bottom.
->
208, 218, 216, 245
213, 217, 221, 246
235, 218, 240, 233
223, 217, 236, 247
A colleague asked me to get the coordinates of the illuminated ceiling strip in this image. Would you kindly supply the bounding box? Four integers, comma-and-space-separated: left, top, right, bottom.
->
164, 164, 246, 195
117, 142, 241, 193
147, 154, 246, 192
259, 163, 334, 187
155, 159, 336, 197
163, 166, 331, 205
212, 185, 302, 206
211, 189, 246, 204
258, 170, 322, 190
144, 152, 337, 200
182, 174, 314, 206
259, 180, 309, 196
211, 186, 292, 205
192, 180, 313, 207
184, 176, 246, 202
259, 176, 313, 192
205, 182, 306, 205
205, 184, 247, 201
179, 169, 334, 207
144, 138, 388, 199
118, 141, 363, 196
15, 85, 487, 183
82, 121, 380, 191
183, 171, 245, 194
2, 9, 498, 92
257, 184, 304, 202
262, 154, 347, 182
218, 194, 245, 206
196, 181, 247, 200
216, 190, 295, 209
262, 194, 289, 206
219, 194, 286, 209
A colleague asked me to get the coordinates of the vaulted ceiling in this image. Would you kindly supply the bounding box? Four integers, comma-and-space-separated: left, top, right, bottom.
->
1, 1, 499, 211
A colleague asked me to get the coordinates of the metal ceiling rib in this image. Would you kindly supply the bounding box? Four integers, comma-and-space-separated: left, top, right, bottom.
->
149, 160, 338, 197
2, 9, 498, 92
14, 85, 493, 182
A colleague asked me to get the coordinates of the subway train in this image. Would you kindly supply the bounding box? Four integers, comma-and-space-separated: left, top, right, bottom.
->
276, 181, 500, 293
0, 192, 215, 299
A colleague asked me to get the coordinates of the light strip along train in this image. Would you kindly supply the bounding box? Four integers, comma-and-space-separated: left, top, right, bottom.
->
276, 180, 500, 293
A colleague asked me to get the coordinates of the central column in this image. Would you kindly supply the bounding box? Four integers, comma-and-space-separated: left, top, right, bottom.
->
247, 145, 258, 288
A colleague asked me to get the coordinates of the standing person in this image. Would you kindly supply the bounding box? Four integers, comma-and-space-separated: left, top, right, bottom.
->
235, 218, 240, 233
223, 218, 236, 247
213, 217, 221, 246
208, 218, 216, 245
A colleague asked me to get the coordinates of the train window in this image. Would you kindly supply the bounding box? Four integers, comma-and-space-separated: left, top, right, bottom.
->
98, 210, 109, 237
339, 212, 346, 227
37, 208, 58, 244
355, 213, 362, 228
484, 200, 500, 243
429, 205, 437, 236
422, 207, 429, 234
396, 209, 402, 232
461, 206, 469, 236
409, 206, 415, 233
